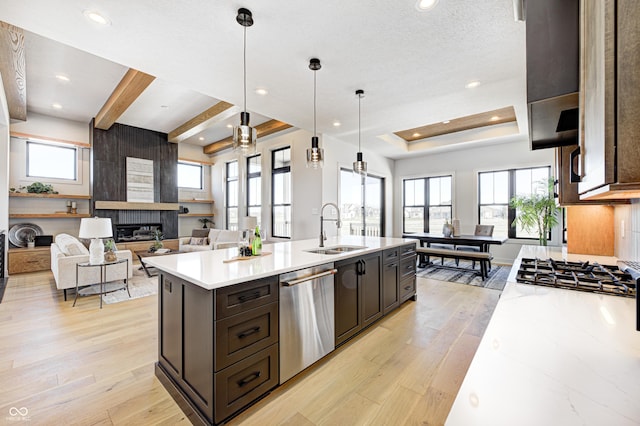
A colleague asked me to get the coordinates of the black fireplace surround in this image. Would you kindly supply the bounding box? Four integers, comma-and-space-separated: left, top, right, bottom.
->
114, 223, 162, 243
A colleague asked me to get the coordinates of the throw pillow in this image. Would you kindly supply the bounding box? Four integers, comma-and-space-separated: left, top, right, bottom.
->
189, 237, 208, 246
55, 233, 90, 256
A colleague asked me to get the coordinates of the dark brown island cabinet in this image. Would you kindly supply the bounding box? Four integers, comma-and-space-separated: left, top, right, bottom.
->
155, 242, 417, 425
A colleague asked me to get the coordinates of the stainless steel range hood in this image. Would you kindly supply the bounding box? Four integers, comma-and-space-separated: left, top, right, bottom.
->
528, 92, 579, 150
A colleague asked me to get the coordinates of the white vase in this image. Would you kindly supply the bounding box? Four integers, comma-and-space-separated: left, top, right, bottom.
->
27, 241, 35, 248
452, 219, 461, 236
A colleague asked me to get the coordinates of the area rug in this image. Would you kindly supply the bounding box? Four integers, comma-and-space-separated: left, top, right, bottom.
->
101, 268, 157, 304
417, 259, 511, 291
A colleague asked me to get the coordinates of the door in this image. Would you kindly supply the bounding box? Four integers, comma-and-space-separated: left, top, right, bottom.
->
334, 258, 360, 345
360, 254, 382, 328
160, 274, 183, 377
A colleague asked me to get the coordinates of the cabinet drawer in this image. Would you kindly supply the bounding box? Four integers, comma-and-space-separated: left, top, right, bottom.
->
400, 255, 417, 279
8, 248, 51, 274
214, 343, 279, 424
400, 276, 416, 301
215, 302, 278, 371
382, 248, 399, 264
216, 276, 278, 319
401, 243, 416, 258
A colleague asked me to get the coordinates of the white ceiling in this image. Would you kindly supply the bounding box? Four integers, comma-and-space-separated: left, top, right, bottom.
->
1, 0, 528, 158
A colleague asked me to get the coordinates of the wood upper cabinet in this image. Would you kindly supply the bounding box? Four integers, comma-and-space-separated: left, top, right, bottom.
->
579, 0, 640, 200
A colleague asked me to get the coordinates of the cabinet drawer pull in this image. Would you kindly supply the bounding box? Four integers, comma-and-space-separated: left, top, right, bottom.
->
237, 371, 261, 387
237, 326, 261, 339
404, 285, 412, 291
238, 291, 261, 302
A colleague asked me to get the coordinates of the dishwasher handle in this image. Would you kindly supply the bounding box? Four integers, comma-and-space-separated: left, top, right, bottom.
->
281, 269, 338, 286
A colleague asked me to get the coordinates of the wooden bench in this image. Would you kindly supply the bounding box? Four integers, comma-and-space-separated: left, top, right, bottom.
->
416, 247, 493, 279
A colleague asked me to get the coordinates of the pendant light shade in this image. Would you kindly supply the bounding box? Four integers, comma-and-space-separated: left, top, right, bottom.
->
353, 89, 368, 176
306, 58, 324, 168
233, 8, 257, 155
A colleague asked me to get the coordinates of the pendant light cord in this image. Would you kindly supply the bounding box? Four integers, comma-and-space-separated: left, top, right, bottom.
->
313, 70, 317, 137
243, 26, 247, 114
358, 94, 362, 151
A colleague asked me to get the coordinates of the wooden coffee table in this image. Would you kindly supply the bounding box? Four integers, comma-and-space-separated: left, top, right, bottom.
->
135, 250, 183, 277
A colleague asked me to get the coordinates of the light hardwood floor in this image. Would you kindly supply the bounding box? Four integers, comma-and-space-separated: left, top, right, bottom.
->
0, 271, 501, 425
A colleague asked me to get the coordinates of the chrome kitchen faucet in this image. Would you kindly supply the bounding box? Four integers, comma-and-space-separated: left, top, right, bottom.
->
319, 203, 341, 247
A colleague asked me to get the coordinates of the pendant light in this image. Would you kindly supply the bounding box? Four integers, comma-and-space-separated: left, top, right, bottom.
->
306, 58, 324, 168
353, 89, 368, 176
233, 8, 257, 154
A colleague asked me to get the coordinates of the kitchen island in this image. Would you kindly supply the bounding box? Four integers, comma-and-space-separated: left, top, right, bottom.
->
446, 245, 640, 426
145, 236, 417, 425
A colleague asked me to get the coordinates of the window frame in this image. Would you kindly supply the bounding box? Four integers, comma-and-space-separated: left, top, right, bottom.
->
478, 166, 552, 240
225, 160, 239, 231
246, 154, 262, 226
177, 161, 203, 190
339, 167, 385, 237
26, 140, 78, 181
271, 147, 291, 239
402, 175, 452, 234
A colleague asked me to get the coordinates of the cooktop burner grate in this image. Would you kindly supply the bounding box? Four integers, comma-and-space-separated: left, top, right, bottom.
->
516, 258, 637, 298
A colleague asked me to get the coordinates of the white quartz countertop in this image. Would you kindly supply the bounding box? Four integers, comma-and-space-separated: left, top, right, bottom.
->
446, 245, 640, 426
143, 236, 413, 290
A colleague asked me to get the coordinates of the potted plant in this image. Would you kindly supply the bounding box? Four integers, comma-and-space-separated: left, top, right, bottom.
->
26, 234, 36, 249
104, 239, 117, 262
198, 218, 212, 229
149, 230, 164, 252
509, 177, 559, 246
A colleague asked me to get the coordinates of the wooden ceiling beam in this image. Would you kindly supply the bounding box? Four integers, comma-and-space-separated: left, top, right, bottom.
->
168, 101, 237, 143
94, 68, 155, 130
0, 21, 26, 121
203, 120, 292, 155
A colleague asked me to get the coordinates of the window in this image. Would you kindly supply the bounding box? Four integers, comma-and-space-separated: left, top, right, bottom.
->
339, 168, 385, 237
177, 162, 203, 189
246, 154, 261, 228
27, 141, 77, 180
403, 175, 452, 233
271, 147, 291, 238
479, 166, 550, 239
225, 161, 239, 231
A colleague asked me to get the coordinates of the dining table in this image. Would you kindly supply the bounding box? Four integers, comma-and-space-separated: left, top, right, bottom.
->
402, 232, 508, 268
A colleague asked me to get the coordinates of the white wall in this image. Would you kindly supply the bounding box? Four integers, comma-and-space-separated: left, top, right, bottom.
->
177, 144, 214, 235
394, 139, 555, 264
8, 114, 91, 238
210, 128, 322, 241
0, 74, 10, 277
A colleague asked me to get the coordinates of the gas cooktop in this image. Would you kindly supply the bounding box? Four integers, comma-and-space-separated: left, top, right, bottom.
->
516, 258, 637, 298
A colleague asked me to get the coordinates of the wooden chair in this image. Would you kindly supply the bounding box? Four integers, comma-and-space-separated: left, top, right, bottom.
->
455, 225, 494, 270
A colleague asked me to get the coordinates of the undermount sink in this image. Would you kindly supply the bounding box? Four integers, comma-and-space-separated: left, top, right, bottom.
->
305, 245, 367, 255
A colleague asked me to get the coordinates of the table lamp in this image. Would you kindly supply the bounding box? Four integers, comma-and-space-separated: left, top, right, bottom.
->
79, 217, 113, 264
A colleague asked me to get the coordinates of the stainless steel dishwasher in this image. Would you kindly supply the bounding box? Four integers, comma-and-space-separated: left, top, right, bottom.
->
279, 263, 336, 384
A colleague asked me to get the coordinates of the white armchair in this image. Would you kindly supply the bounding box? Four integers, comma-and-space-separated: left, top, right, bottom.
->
179, 228, 241, 252
50, 233, 133, 300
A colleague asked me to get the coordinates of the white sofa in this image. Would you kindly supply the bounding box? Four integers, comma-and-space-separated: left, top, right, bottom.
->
51, 233, 133, 300
179, 228, 241, 252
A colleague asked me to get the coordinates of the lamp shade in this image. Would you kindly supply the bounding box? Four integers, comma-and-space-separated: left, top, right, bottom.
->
241, 216, 258, 230
79, 217, 113, 239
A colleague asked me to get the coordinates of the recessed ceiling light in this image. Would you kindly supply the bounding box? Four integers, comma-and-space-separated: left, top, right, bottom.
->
442, 120, 450, 124
416, 0, 439, 11
490, 115, 500, 121
465, 80, 481, 89
160, 105, 169, 109
333, 121, 341, 127
255, 88, 268, 96
199, 137, 205, 141
83, 10, 111, 26
55, 74, 70, 82
52, 103, 62, 109
226, 124, 233, 129
412, 132, 421, 138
